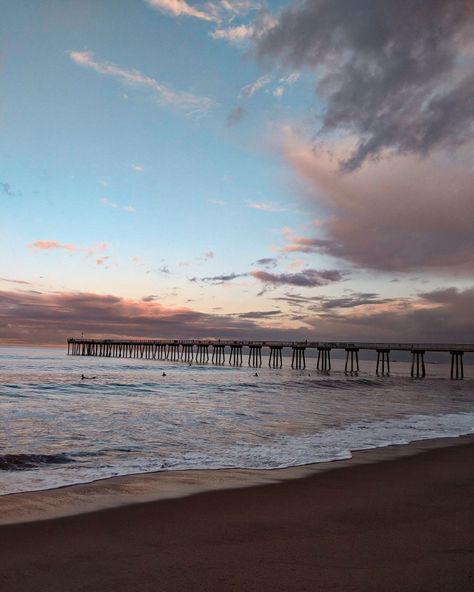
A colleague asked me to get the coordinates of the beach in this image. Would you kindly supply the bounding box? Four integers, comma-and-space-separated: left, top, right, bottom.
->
1, 436, 473, 591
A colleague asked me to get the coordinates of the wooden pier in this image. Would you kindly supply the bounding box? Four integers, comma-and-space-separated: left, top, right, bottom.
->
67, 338, 473, 379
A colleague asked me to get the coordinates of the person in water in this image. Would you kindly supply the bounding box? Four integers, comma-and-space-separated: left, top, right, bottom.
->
81, 374, 97, 380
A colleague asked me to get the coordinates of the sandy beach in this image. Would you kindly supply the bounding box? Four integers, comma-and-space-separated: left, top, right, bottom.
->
1, 437, 473, 591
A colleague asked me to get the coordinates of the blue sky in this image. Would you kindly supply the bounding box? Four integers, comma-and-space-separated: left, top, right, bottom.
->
1, 0, 473, 344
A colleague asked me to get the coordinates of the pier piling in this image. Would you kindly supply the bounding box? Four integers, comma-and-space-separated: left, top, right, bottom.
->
291, 346, 306, 369
376, 349, 390, 376
248, 345, 262, 368
212, 344, 226, 365
229, 344, 243, 366
317, 347, 331, 373
411, 350, 426, 378
344, 347, 359, 374
269, 346, 283, 368
196, 344, 209, 364
450, 351, 464, 380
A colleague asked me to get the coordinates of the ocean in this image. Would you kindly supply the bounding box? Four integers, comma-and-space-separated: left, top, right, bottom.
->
1, 345, 473, 496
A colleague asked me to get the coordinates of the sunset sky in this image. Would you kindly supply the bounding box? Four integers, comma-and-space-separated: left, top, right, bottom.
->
1, 0, 473, 345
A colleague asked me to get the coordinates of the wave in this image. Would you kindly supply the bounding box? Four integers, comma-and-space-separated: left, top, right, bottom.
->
0, 453, 75, 471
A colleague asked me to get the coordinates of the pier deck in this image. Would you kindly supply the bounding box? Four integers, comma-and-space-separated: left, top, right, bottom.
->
67, 338, 473, 379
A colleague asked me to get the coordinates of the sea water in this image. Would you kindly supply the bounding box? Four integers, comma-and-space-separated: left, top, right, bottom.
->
0, 345, 473, 495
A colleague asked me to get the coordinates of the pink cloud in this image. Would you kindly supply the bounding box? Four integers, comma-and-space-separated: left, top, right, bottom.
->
28, 240, 108, 256
28, 240, 77, 252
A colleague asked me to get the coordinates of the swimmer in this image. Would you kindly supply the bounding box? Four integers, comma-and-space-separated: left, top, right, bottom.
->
162, 372, 167, 377
254, 372, 258, 377
81, 374, 97, 380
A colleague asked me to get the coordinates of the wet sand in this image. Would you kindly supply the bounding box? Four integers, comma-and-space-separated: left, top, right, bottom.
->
1, 437, 473, 591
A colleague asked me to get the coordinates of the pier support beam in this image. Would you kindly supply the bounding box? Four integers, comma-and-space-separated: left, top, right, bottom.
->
212, 344, 226, 365
450, 351, 464, 380
411, 350, 426, 378
248, 345, 262, 368
269, 346, 283, 369
317, 347, 331, 373
181, 344, 194, 362
376, 349, 390, 376
167, 343, 180, 361
291, 346, 306, 369
196, 344, 209, 364
229, 344, 243, 366
344, 347, 359, 374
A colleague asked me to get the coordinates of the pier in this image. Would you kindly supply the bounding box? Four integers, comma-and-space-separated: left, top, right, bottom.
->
67, 339, 473, 379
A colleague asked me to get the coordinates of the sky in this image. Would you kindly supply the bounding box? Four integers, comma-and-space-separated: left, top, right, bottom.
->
1, 0, 473, 346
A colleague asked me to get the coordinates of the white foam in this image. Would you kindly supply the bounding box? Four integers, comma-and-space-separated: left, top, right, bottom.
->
1, 412, 473, 495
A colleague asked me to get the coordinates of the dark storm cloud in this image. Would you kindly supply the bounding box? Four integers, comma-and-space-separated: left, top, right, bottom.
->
256, 0, 474, 169
283, 136, 474, 272
251, 268, 344, 287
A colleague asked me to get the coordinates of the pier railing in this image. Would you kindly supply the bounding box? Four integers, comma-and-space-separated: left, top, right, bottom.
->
67, 338, 473, 379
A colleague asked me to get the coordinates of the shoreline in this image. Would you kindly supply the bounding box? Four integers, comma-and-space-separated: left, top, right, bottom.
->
1, 435, 473, 591
1, 434, 472, 526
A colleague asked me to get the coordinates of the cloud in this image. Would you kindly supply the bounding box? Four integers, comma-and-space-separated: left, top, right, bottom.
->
0, 289, 299, 346
252, 257, 277, 269
0, 277, 32, 286
144, 0, 216, 22
0, 182, 14, 196
211, 24, 253, 43
101, 197, 135, 213
279, 72, 299, 86
190, 272, 246, 285
298, 286, 474, 343
142, 294, 161, 302
251, 268, 344, 287
28, 240, 77, 252
226, 106, 246, 126
28, 240, 108, 256
239, 73, 272, 97
317, 292, 392, 310
255, 0, 474, 169
281, 131, 474, 272
272, 72, 300, 97
2, 285, 473, 346
280, 234, 332, 255
204, 250, 214, 259
247, 201, 285, 212
237, 310, 281, 319
211, 9, 275, 45
207, 199, 226, 206
146, 0, 261, 23
132, 164, 145, 172
70, 50, 215, 118
96, 256, 111, 266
